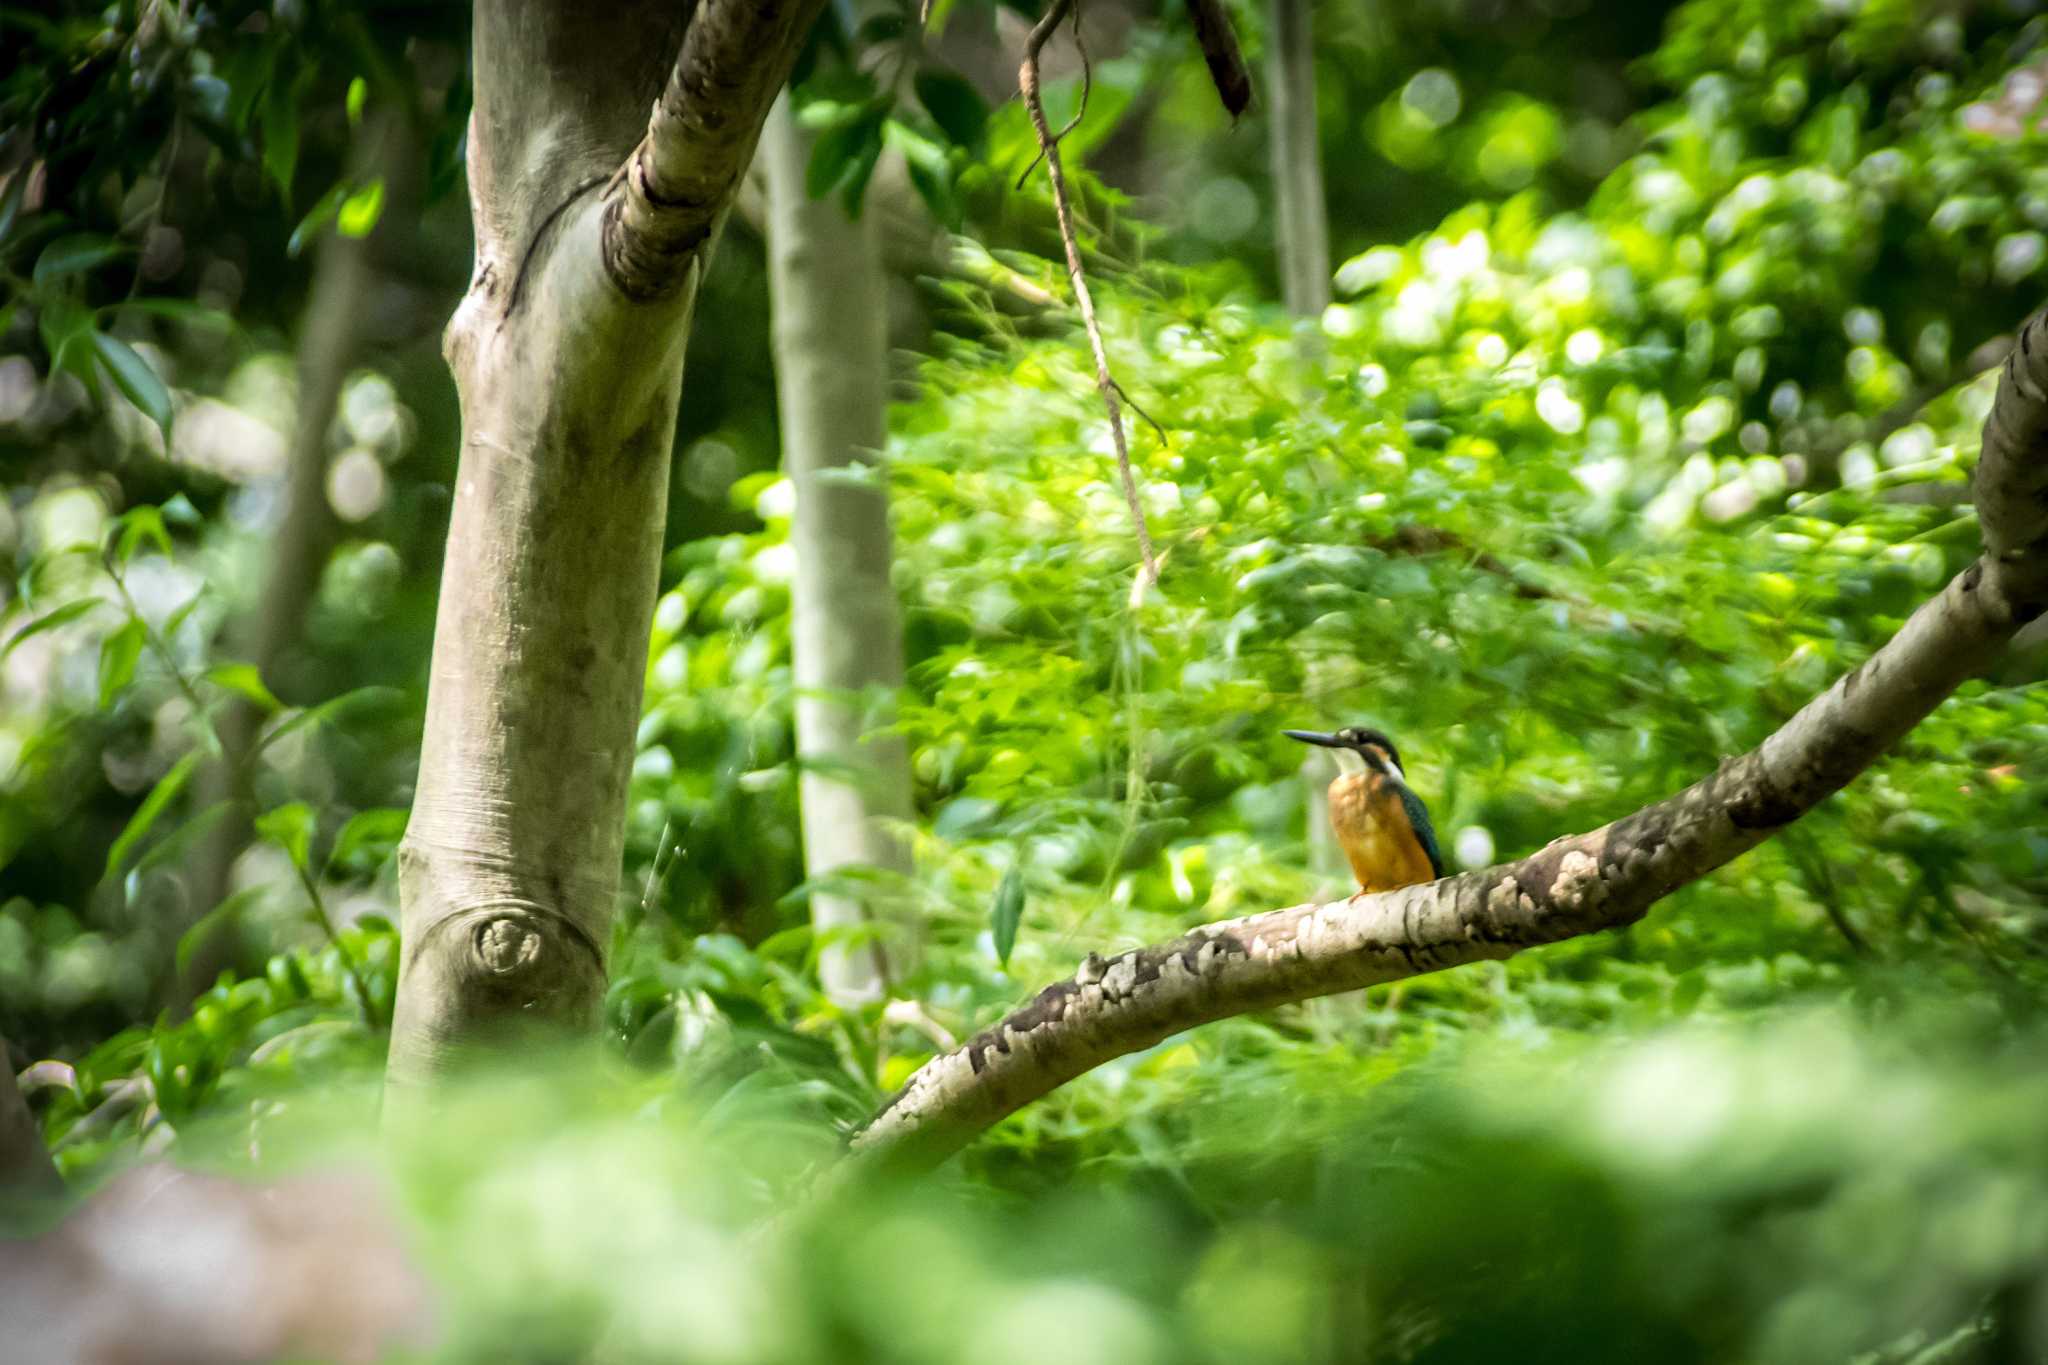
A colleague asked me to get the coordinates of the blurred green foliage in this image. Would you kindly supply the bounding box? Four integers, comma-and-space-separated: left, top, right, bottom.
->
2, 0, 2047, 1358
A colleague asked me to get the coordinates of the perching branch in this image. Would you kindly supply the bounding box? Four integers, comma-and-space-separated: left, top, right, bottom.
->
1020, 0, 1159, 587
845, 308, 2048, 1174
603, 0, 832, 301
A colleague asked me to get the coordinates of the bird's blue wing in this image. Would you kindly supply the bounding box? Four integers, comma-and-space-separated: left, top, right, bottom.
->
1396, 783, 1447, 880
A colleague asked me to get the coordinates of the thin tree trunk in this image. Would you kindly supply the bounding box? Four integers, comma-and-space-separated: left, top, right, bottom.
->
760, 96, 917, 1004
385, 0, 825, 1100
1266, 0, 1329, 318
175, 111, 417, 1006
174, 212, 373, 1002
1265, 0, 1341, 893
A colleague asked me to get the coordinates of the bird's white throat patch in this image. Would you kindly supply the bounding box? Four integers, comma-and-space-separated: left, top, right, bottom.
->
1332, 748, 1368, 776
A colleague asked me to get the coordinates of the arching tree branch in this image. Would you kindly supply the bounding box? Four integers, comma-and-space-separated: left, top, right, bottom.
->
846, 309, 2048, 1173
603, 0, 830, 301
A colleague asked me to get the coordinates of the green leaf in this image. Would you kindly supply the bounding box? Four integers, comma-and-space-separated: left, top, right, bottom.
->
255, 684, 406, 755
807, 102, 889, 202
223, 39, 279, 135
1, 597, 104, 661
109, 297, 232, 331
201, 662, 280, 711
175, 886, 266, 981
109, 505, 172, 569
33, 233, 125, 285
20, 544, 97, 607
163, 587, 207, 640
854, 12, 907, 46
92, 333, 173, 438
888, 120, 959, 227
327, 807, 408, 876
255, 801, 317, 872
38, 296, 99, 401
337, 177, 385, 238
916, 69, 989, 151
261, 60, 303, 200
97, 618, 145, 708
287, 181, 349, 258
137, 799, 234, 877
990, 863, 1025, 968
103, 750, 203, 880
346, 75, 368, 126
905, 157, 960, 230
840, 138, 885, 217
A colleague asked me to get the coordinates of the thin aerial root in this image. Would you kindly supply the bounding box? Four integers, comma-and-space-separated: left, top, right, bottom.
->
1019, 0, 1159, 586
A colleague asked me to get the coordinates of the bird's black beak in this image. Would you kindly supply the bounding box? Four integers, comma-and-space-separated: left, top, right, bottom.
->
1283, 729, 1343, 748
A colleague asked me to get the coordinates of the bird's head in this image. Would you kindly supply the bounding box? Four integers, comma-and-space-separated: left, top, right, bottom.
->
1283, 726, 1407, 780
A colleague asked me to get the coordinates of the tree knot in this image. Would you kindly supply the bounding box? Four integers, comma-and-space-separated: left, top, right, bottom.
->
474, 917, 543, 975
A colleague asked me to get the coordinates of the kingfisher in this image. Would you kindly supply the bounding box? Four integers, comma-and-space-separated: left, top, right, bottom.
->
1286, 726, 1446, 894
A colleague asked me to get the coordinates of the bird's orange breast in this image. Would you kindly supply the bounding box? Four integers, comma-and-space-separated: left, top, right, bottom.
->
1328, 773, 1437, 893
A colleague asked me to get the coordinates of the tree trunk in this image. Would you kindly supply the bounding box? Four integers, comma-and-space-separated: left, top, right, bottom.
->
1264, 0, 1341, 892
760, 96, 918, 1004
174, 200, 375, 1005
385, 0, 825, 1099
1266, 0, 1329, 318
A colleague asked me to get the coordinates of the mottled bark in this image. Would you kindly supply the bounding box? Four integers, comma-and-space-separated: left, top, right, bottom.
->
386, 0, 824, 1097
847, 310, 2048, 1173
604, 0, 826, 300
760, 96, 918, 1004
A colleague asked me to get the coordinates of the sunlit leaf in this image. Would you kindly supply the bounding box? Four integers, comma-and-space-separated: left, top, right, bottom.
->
337, 177, 386, 238
109, 505, 172, 568
201, 662, 281, 711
